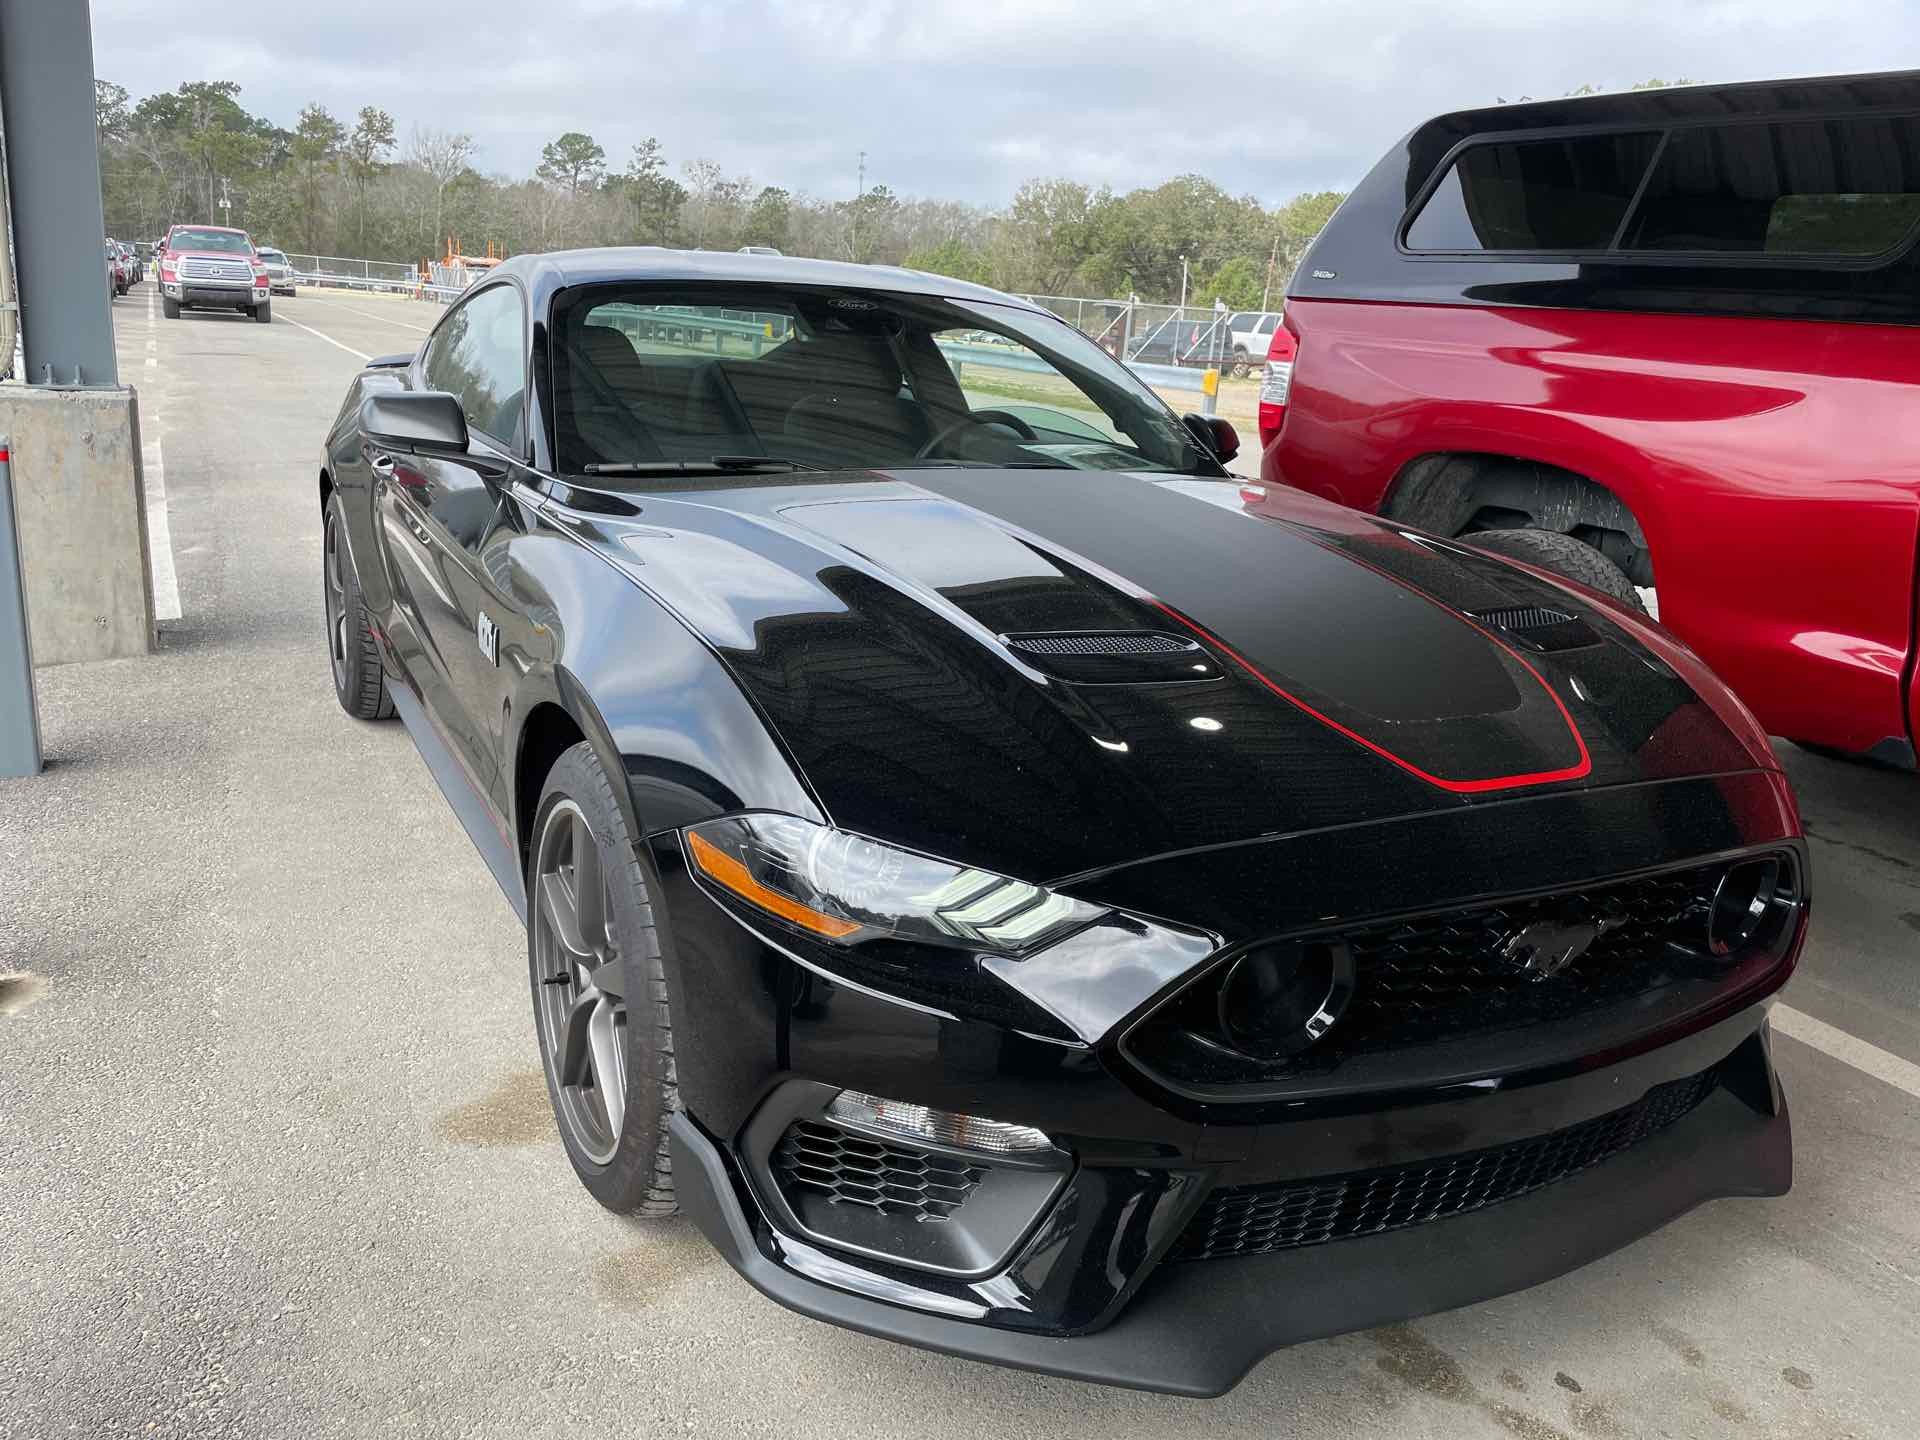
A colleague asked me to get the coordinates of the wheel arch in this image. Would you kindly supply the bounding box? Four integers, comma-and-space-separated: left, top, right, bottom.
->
511, 681, 635, 882
1381, 451, 1656, 588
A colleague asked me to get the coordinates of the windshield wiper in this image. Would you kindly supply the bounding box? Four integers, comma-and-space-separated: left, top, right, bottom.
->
583, 454, 826, 476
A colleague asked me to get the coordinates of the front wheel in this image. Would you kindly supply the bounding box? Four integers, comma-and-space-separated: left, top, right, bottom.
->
252, 300, 272, 323
323, 493, 394, 720
1466, 527, 1647, 614
162, 297, 180, 319
1228, 345, 1250, 379
527, 742, 680, 1215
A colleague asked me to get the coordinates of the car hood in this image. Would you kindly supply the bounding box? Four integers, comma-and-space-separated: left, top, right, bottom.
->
585, 468, 1773, 884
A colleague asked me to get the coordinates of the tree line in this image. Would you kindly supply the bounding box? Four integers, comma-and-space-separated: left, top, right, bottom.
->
95, 79, 1346, 308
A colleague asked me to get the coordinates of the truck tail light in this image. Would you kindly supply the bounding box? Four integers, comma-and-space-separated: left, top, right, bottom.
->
1256, 318, 1298, 450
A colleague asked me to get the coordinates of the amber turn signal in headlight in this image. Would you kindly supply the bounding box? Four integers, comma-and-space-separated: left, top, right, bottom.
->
684, 814, 1105, 955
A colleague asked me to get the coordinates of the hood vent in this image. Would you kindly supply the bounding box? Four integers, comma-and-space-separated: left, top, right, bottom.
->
1003, 631, 1219, 684
1466, 604, 1601, 653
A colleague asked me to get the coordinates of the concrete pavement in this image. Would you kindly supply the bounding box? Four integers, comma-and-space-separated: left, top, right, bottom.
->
2, 286, 1917, 1439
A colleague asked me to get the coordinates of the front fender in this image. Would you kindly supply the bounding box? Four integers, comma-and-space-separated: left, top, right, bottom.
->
503, 524, 824, 854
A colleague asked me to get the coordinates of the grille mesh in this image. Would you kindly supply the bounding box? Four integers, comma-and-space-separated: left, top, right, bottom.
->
1172, 1068, 1717, 1261
1005, 632, 1194, 657
1470, 604, 1576, 631
773, 1120, 983, 1222
1330, 866, 1713, 1052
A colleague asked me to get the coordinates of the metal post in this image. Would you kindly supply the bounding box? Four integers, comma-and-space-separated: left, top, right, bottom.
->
0, 439, 42, 776
0, 0, 119, 387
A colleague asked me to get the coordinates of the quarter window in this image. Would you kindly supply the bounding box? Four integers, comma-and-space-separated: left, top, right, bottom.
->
1405, 132, 1661, 252
1622, 116, 1920, 256
424, 284, 527, 450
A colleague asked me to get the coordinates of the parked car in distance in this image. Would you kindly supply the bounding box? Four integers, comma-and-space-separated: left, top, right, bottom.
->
1126, 313, 1227, 367
158, 224, 273, 323
104, 239, 129, 296
318, 247, 1804, 1396
255, 246, 298, 296
1263, 69, 1920, 765
1224, 310, 1283, 376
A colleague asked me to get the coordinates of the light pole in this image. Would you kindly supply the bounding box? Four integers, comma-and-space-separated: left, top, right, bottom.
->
1178, 253, 1189, 313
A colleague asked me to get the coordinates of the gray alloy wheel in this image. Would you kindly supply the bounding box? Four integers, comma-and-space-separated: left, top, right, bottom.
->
527, 743, 678, 1214
323, 494, 394, 720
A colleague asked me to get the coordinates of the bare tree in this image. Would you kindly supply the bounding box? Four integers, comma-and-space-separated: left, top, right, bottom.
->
408, 126, 476, 258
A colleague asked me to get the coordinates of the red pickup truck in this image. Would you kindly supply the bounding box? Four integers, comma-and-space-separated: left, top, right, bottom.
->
157, 223, 273, 324
1259, 70, 1920, 766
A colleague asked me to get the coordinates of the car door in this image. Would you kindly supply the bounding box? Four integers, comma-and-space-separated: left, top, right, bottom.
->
379, 281, 532, 809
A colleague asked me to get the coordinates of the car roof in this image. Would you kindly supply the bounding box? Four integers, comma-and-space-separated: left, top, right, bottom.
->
485, 246, 1044, 314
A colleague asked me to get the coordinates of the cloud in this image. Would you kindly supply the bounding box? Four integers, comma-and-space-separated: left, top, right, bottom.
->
89, 0, 1920, 207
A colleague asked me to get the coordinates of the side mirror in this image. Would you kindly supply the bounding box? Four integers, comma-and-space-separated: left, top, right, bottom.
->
1183, 413, 1240, 465
360, 390, 469, 456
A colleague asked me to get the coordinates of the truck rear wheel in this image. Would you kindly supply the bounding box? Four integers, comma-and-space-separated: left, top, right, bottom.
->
1466, 528, 1647, 613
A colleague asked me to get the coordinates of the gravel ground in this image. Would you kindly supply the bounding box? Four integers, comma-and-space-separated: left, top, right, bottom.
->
2, 285, 1917, 1439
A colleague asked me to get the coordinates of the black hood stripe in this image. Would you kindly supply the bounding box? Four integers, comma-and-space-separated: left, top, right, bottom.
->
1149, 592, 1592, 795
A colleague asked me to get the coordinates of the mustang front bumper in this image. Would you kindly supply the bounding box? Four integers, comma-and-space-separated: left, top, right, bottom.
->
674, 1021, 1788, 1395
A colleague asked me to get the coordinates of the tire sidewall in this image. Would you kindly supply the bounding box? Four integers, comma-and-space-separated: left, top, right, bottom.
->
528, 742, 676, 1211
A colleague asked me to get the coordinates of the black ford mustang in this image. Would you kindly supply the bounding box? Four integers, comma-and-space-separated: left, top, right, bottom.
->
319, 249, 1808, 1395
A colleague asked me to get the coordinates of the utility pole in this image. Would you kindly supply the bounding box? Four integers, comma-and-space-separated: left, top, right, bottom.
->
218, 176, 232, 225
1178, 253, 1189, 313
1261, 232, 1280, 311
850, 150, 868, 263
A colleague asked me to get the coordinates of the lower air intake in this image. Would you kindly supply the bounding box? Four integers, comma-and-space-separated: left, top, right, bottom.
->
1171, 1067, 1717, 1261
773, 1119, 983, 1221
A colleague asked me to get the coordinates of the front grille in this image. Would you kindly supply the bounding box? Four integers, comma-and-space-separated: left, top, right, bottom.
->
1122, 853, 1801, 1092
772, 1119, 983, 1222
1005, 632, 1196, 657
1335, 866, 1712, 1050
1171, 1067, 1717, 1261
178, 256, 252, 282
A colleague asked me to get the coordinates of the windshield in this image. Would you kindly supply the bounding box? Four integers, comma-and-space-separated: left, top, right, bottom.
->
257, 249, 287, 264
171, 228, 253, 255
548, 284, 1216, 479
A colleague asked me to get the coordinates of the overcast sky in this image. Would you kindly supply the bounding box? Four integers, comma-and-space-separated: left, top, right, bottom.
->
88, 0, 1920, 208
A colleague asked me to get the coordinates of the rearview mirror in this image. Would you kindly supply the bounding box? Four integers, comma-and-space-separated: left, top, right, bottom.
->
360, 391, 469, 456
1183, 413, 1240, 465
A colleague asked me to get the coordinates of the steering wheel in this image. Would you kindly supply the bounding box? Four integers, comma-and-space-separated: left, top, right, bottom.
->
915, 409, 1039, 460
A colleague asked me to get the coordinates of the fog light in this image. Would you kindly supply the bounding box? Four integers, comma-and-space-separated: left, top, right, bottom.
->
1217, 940, 1356, 1058
743, 1080, 1072, 1280
827, 1090, 1053, 1154
1707, 858, 1783, 957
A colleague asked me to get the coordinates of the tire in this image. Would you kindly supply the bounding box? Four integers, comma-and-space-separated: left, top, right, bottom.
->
527, 742, 679, 1216
1229, 345, 1251, 379
322, 492, 394, 720
162, 297, 180, 319
251, 300, 271, 323
1466, 527, 1648, 613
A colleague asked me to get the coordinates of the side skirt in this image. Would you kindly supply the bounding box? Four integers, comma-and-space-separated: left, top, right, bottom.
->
390, 680, 528, 924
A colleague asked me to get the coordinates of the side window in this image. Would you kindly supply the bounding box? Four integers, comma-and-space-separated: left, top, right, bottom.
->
423, 284, 527, 451
1622, 116, 1920, 256
1405, 131, 1662, 252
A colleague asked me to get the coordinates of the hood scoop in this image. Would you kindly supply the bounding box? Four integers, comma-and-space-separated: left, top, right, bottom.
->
1002, 630, 1219, 684
1466, 604, 1601, 654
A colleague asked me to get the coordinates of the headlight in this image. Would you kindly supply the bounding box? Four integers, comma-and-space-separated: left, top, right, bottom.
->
685, 814, 1104, 955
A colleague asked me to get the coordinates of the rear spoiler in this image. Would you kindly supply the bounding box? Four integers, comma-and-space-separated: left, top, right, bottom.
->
366, 352, 414, 370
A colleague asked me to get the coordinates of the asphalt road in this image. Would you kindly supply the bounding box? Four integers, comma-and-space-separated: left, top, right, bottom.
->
3, 285, 1917, 1440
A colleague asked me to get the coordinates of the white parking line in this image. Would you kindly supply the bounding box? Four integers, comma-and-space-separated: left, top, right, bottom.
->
306, 296, 432, 334
1774, 1003, 1920, 1099
143, 429, 181, 623
280, 315, 371, 362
